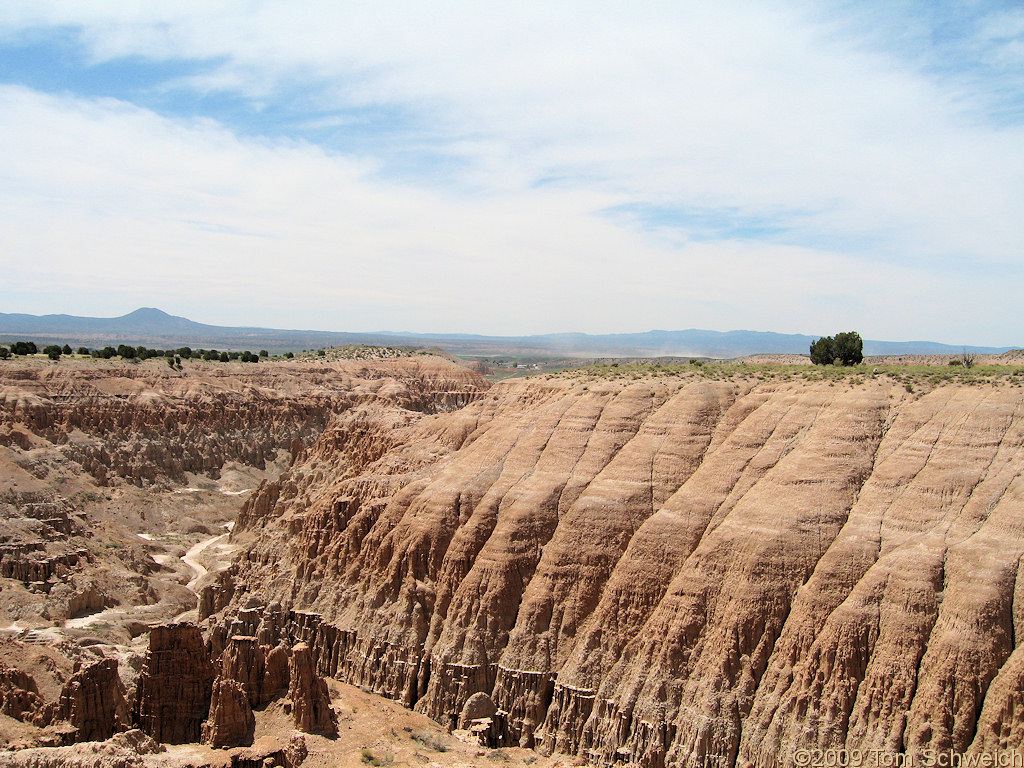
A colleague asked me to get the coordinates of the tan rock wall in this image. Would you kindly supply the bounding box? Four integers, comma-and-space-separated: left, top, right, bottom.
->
211, 376, 1024, 765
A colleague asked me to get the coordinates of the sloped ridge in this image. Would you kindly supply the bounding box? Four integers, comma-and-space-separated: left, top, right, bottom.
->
214, 376, 1024, 765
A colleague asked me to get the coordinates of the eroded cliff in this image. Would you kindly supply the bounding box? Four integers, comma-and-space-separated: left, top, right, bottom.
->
0, 353, 488, 752
210, 371, 1024, 766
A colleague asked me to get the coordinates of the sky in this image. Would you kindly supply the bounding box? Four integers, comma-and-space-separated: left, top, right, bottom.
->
1, 2, 1023, 344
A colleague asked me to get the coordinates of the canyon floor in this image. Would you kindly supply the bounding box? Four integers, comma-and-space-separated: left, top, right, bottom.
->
2, 352, 1024, 767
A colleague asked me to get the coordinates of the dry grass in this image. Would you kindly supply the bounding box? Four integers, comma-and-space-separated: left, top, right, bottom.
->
555, 360, 1024, 391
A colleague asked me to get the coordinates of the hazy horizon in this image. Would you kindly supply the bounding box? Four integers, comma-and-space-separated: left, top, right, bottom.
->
1, 306, 1017, 352
2, 3, 1023, 346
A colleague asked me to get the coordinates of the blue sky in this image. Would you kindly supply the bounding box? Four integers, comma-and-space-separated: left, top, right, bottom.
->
1, 2, 1023, 344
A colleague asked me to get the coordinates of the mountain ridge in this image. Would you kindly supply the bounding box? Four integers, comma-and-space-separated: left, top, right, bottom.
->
0, 308, 1014, 358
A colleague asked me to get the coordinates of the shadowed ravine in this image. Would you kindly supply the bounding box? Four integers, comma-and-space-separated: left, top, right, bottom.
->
206, 374, 1024, 767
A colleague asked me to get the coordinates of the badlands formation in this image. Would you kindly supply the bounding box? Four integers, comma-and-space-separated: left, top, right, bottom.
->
3, 353, 1024, 766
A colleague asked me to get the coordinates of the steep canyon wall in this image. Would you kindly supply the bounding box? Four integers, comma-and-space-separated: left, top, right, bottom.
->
214, 373, 1024, 766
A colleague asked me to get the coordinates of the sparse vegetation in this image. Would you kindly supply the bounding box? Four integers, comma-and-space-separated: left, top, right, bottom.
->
563, 359, 1024, 395
361, 748, 394, 766
410, 730, 448, 752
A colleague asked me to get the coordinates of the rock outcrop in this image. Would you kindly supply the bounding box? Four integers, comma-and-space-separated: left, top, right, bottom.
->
286, 644, 336, 737
0, 662, 47, 725
55, 659, 128, 742
459, 692, 498, 730
0, 356, 486, 487
202, 678, 254, 748
207, 372, 1024, 765
132, 623, 215, 744
0, 729, 163, 768
231, 734, 307, 768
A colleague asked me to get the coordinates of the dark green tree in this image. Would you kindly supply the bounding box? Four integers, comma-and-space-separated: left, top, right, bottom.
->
61, 344, 72, 355
43, 344, 61, 360
833, 331, 863, 365
809, 336, 836, 365
219, 351, 229, 362
77, 347, 90, 356
810, 331, 863, 366
258, 350, 269, 358
0, 347, 9, 360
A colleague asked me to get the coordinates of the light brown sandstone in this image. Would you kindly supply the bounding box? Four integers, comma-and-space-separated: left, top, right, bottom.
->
0, 663, 46, 725
55, 659, 128, 742
202, 678, 254, 748
198, 374, 1024, 764
285, 644, 336, 738
132, 623, 215, 744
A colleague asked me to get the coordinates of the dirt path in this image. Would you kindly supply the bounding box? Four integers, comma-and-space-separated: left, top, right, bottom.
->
182, 532, 229, 592
62, 525, 236, 630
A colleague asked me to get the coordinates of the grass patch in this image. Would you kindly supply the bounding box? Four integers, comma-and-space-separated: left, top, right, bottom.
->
361, 748, 394, 766
562, 361, 1024, 388
410, 730, 448, 752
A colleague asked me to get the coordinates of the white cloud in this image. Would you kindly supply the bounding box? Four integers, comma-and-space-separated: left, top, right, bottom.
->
1, 2, 1023, 344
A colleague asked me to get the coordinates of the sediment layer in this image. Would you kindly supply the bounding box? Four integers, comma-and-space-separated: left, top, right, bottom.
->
213, 373, 1024, 765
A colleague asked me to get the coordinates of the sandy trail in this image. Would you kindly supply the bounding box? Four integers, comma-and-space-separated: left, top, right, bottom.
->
0, 523, 239, 634
64, 524, 236, 629
182, 532, 229, 592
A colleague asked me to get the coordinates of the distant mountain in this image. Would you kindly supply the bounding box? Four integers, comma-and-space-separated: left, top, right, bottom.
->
0, 308, 401, 353
0, 308, 1014, 358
